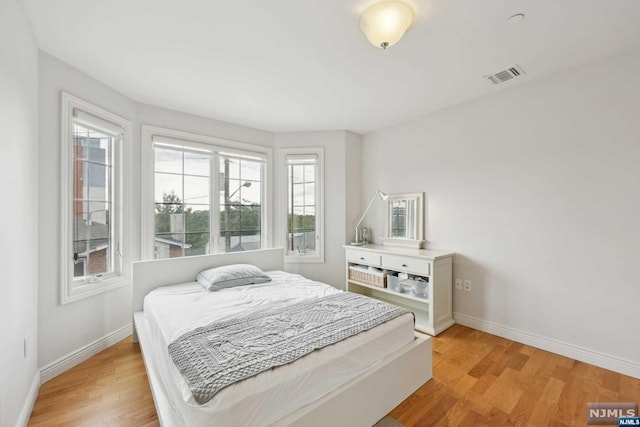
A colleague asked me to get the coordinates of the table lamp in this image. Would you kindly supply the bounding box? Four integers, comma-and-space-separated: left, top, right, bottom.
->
351, 190, 388, 245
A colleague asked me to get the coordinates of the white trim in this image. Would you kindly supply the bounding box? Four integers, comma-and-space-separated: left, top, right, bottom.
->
59, 92, 133, 305
16, 371, 40, 427
73, 109, 124, 136
384, 192, 424, 244
141, 125, 273, 260
279, 147, 325, 264
454, 312, 640, 380
39, 323, 132, 384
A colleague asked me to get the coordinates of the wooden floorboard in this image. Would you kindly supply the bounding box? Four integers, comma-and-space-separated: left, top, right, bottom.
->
29, 325, 640, 426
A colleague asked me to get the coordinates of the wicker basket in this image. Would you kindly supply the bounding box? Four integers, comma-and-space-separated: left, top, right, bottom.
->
348, 266, 387, 288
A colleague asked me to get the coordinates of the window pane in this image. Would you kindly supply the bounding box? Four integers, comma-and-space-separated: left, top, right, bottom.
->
240, 159, 261, 181
155, 203, 183, 233
86, 142, 110, 166
222, 178, 242, 204
291, 164, 304, 184
239, 230, 261, 252
184, 151, 210, 177
86, 244, 110, 276
221, 157, 240, 180
220, 231, 261, 253
155, 173, 183, 202
72, 212, 111, 277
240, 205, 260, 230
155, 148, 182, 174
86, 201, 110, 225
88, 162, 110, 201
304, 183, 315, 205
304, 164, 315, 182
73, 258, 86, 277
292, 183, 304, 206
154, 233, 184, 259
185, 232, 210, 256
185, 205, 210, 233
72, 122, 115, 279
241, 181, 261, 206
302, 210, 315, 229
219, 226, 239, 252
289, 231, 314, 254
184, 175, 209, 205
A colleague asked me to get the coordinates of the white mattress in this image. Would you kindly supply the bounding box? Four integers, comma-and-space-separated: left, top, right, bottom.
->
142, 271, 415, 427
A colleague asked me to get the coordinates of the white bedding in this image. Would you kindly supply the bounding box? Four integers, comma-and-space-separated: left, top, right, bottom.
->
142, 271, 415, 427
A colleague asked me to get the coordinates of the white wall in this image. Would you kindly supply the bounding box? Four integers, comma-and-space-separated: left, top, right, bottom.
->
137, 103, 273, 148
37, 52, 137, 369
274, 131, 361, 288
361, 47, 640, 377
0, 1, 39, 426
345, 131, 362, 246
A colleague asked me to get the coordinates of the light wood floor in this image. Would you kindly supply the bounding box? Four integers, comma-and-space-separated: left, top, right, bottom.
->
29, 325, 640, 426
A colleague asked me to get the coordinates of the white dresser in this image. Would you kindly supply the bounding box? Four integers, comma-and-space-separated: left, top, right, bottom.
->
344, 244, 455, 336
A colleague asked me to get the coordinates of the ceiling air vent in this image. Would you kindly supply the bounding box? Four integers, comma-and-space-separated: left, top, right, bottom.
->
484, 65, 525, 85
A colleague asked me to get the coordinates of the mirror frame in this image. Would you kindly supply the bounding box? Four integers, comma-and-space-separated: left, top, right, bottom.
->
381, 192, 425, 249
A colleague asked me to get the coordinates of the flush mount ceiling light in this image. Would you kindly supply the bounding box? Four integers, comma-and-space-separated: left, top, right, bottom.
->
359, 1, 416, 50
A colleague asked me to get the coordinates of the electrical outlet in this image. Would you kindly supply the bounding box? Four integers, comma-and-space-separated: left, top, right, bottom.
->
455, 279, 462, 290
463, 280, 471, 292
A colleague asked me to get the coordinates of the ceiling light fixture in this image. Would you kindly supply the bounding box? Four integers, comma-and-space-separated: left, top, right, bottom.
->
359, 1, 416, 50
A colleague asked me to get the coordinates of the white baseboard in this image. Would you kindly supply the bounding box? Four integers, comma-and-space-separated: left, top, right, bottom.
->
454, 312, 640, 380
16, 370, 40, 427
39, 323, 132, 384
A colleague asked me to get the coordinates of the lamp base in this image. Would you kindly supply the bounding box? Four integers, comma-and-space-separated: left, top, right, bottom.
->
350, 242, 365, 246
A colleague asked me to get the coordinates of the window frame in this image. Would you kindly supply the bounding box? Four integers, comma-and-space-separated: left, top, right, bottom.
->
60, 92, 133, 305
280, 147, 324, 264
141, 125, 273, 260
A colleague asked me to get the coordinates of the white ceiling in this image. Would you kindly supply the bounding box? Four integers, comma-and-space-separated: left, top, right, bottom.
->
22, 0, 640, 134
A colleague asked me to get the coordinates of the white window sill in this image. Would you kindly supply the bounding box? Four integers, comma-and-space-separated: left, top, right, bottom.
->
61, 275, 130, 305
285, 254, 324, 264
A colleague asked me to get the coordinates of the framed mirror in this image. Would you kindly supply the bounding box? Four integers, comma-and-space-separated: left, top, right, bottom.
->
382, 192, 425, 249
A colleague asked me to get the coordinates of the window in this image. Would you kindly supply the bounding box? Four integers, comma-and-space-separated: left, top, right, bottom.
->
390, 200, 407, 238
60, 93, 132, 304
281, 148, 324, 263
154, 144, 212, 258
218, 155, 263, 253
142, 127, 270, 260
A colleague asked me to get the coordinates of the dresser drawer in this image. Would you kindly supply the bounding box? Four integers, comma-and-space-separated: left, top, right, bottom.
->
346, 249, 381, 266
382, 254, 430, 275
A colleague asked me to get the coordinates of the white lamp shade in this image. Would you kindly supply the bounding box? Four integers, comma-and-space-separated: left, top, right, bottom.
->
359, 1, 415, 49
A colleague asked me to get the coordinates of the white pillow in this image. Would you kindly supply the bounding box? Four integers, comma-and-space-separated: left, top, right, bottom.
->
196, 264, 272, 291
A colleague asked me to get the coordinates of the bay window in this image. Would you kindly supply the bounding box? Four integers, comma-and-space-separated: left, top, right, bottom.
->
143, 127, 270, 259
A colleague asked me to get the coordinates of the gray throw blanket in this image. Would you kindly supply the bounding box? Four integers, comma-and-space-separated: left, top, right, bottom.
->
168, 292, 410, 404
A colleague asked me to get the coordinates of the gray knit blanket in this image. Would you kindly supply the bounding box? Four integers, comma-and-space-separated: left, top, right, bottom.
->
168, 292, 410, 404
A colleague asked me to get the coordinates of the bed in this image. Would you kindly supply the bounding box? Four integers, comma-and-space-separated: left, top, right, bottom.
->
132, 248, 432, 426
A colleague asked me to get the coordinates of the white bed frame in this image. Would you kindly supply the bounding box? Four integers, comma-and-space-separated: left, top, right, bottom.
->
132, 248, 432, 427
